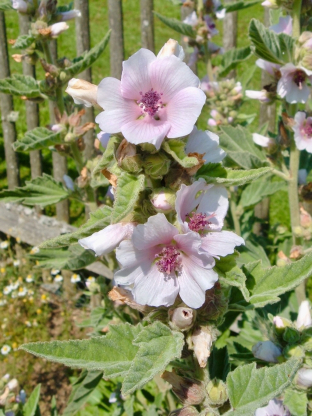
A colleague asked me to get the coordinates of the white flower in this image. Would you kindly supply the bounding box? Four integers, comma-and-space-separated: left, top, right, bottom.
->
13, 260, 20, 267
30, 246, 39, 254
183, 11, 198, 27
54, 274, 63, 282
11, 282, 19, 290
185, 127, 226, 164
25, 275, 33, 283
252, 340, 282, 363
66, 78, 98, 108
87, 276, 95, 283
277, 64, 312, 103
12, 0, 28, 12
292, 112, 312, 153
59, 10, 81, 21
18, 287, 27, 297
296, 368, 312, 388
245, 89, 271, 102
71, 273, 81, 283
7, 379, 18, 391
51, 268, 60, 276
296, 300, 312, 329
50, 22, 69, 37
1, 345, 11, 355
0, 241, 9, 249
3, 286, 13, 295
253, 133, 275, 148
255, 399, 290, 416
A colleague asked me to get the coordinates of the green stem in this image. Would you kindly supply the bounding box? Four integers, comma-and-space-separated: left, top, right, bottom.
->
229, 190, 241, 236
292, 0, 302, 38
203, 43, 214, 81
42, 41, 54, 64
70, 142, 84, 172
288, 141, 301, 245
272, 168, 290, 181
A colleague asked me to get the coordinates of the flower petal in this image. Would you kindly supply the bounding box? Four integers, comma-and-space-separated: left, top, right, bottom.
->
185, 127, 226, 164
116, 239, 156, 268
149, 55, 200, 102
95, 106, 140, 133
200, 230, 244, 258
197, 185, 228, 230
175, 232, 215, 269
166, 87, 206, 138
121, 117, 170, 149
121, 48, 156, 100
175, 179, 207, 228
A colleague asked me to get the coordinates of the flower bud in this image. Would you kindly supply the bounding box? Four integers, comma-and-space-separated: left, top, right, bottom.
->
206, 379, 228, 405
252, 341, 282, 363
283, 327, 300, 344
151, 188, 176, 213
300, 207, 312, 228
245, 89, 272, 103
7, 379, 18, 391
289, 245, 304, 259
63, 174, 75, 191
65, 78, 98, 108
157, 39, 185, 61
191, 327, 214, 368
143, 152, 171, 179
261, 0, 279, 7
169, 407, 199, 416
162, 371, 205, 405
296, 368, 312, 388
116, 139, 142, 173
296, 300, 312, 330
169, 307, 195, 331
59, 10, 81, 21
12, 0, 28, 13
50, 22, 69, 37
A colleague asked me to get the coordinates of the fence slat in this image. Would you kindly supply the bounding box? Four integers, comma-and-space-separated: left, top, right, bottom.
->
0, 11, 19, 189
108, 0, 124, 79
75, 0, 94, 160
223, 0, 238, 78
140, 0, 154, 52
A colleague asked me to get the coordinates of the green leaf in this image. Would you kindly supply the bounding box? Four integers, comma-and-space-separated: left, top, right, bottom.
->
0, 74, 41, 98
240, 65, 257, 90
122, 321, 184, 395
249, 18, 295, 64
219, 125, 267, 170
39, 206, 112, 249
63, 371, 103, 416
23, 384, 41, 416
219, 47, 252, 77
111, 172, 145, 223
29, 245, 96, 270
13, 127, 62, 152
51, 396, 58, 416
196, 164, 272, 187
246, 252, 312, 307
225, 360, 301, 416
240, 179, 286, 207
12, 34, 35, 50
162, 140, 199, 168
283, 388, 307, 416
0, 174, 69, 207
238, 240, 271, 268
153, 11, 196, 38
219, 265, 249, 302
209, 346, 230, 382
224, 0, 261, 12
91, 135, 121, 188
20, 323, 143, 377
63, 30, 111, 79
0, 0, 13, 11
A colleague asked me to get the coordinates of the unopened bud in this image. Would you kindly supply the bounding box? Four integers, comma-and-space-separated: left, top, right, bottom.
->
12, 0, 28, 13
283, 327, 300, 344
296, 300, 312, 330
116, 139, 142, 173
206, 379, 228, 405
300, 207, 312, 228
191, 327, 214, 368
143, 152, 171, 179
12, 54, 24, 63
294, 226, 304, 237
273, 316, 285, 329
7, 379, 18, 391
50, 22, 69, 37
296, 368, 312, 388
162, 371, 205, 405
59, 10, 81, 21
151, 188, 175, 213
169, 307, 195, 331
108, 286, 151, 313
65, 78, 98, 108
252, 340, 282, 363
64, 132, 76, 143
157, 39, 185, 61
290, 245, 304, 259
169, 407, 199, 416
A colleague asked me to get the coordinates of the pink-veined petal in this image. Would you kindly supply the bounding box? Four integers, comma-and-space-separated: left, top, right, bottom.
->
200, 230, 244, 258
175, 179, 207, 227
166, 87, 206, 138
95, 105, 141, 133
175, 233, 215, 269
97, 78, 126, 110
116, 239, 157, 268
197, 185, 228, 230
121, 117, 170, 149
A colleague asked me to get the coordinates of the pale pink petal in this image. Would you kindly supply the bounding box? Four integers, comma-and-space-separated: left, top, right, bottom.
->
78, 223, 134, 256
121, 117, 170, 150
149, 55, 200, 102
200, 230, 244, 258
166, 87, 206, 138
120, 49, 156, 100
116, 240, 156, 268
97, 78, 125, 110
175, 179, 207, 227
270, 16, 292, 35
197, 185, 228, 230
256, 59, 280, 76
175, 233, 215, 269
114, 264, 150, 285
132, 265, 179, 307
185, 127, 226, 164
132, 213, 178, 250
253, 133, 272, 147
95, 106, 141, 133
296, 300, 312, 329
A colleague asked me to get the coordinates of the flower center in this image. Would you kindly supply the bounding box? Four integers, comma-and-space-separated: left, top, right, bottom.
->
137, 88, 163, 117
303, 121, 312, 137
293, 70, 306, 89
186, 212, 212, 234
155, 245, 182, 275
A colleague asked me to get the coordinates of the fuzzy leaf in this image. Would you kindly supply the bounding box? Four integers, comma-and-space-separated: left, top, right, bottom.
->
20, 323, 143, 377
249, 18, 295, 64
111, 172, 145, 223
39, 206, 112, 249
63, 30, 110, 79
0, 174, 69, 207
122, 322, 184, 395
91, 136, 121, 188
225, 360, 301, 416
238, 240, 271, 268
12, 34, 35, 49
62, 371, 103, 416
162, 140, 199, 168
153, 11, 196, 38
0, 74, 41, 98
0, 0, 13, 10
196, 165, 272, 186
240, 179, 286, 207
219, 125, 267, 169
13, 127, 62, 152
224, 0, 260, 12
219, 46, 252, 77
283, 388, 307, 416
23, 384, 41, 416
246, 252, 312, 307
29, 245, 96, 270
219, 265, 249, 302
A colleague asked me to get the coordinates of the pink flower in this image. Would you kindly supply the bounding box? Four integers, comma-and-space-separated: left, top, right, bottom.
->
292, 112, 312, 153
277, 63, 312, 103
78, 223, 135, 256
114, 214, 218, 308
185, 127, 226, 164
95, 49, 206, 150
256, 59, 281, 78
270, 16, 292, 35
245, 89, 271, 102
183, 11, 198, 27
255, 399, 290, 416
175, 180, 244, 258
204, 15, 219, 37
12, 0, 28, 12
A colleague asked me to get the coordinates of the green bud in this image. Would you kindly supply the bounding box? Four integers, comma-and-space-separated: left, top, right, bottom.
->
162, 371, 205, 405
283, 327, 301, 344
139, 142, 158, 153
120, 155, 143, 173
229, 110, 237, 118
206, 379, 228, 405
64, 132, 76, 143
59, 71, 67, 81
169, 407, 199, 416
143, 152, 171, 179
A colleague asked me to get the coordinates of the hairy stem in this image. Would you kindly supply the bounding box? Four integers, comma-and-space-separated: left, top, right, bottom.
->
292, 0, 302, 38
229, 189, 241, 236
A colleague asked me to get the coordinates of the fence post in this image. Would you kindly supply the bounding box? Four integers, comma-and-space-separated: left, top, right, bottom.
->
74, 0, 94, 161
223, 1, 238, 78
108, 0, 124, 79
140, 0, 154, 52
50, 39, 70, 223
0, 11, 19, 189
18, 14, 42, 182
181, 4, 197, 74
